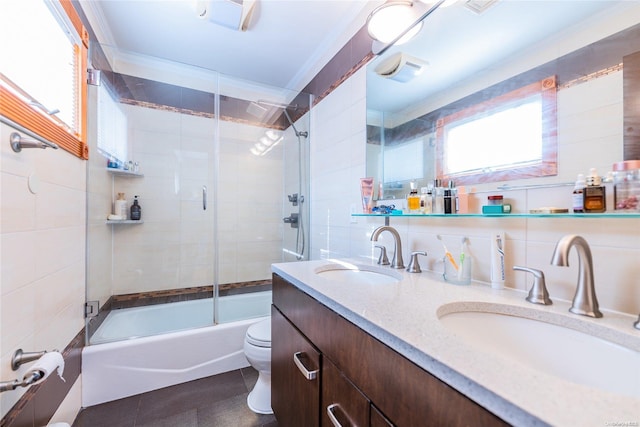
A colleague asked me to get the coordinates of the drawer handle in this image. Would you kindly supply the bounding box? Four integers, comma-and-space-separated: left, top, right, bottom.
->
327, 403, 347, 427
293, 351, 318, 380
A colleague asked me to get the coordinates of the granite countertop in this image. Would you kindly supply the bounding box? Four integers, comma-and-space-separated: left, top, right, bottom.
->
272, 259, 640, 427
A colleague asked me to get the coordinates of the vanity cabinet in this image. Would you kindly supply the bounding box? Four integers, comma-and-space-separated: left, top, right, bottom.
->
271, 306, 320, 427
272, 273, 510, 427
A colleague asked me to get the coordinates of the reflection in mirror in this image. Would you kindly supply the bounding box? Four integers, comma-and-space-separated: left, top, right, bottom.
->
366, 1, 640, 201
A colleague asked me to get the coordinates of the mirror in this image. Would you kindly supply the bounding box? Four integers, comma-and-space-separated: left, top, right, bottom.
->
366, 0, 640, 200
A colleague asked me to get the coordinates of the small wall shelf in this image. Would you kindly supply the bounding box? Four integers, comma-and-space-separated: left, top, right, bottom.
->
106, 220, 144, 225
106, 167, 143, 177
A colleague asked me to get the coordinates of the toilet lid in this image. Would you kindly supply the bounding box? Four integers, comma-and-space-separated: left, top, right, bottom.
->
246, 319, 271, 348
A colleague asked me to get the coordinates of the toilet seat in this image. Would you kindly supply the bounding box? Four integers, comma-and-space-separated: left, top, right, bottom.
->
246, 319, 271, 348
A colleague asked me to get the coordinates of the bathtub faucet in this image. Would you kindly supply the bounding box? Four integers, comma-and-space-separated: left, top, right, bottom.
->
370, 226, 404, 269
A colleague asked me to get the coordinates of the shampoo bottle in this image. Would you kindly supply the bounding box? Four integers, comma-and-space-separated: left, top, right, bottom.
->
130, 195, 142, 220
114, 192, 127, 219
490, 231, 505, 289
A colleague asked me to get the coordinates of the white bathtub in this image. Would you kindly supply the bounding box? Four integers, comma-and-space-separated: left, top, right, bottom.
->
82, 291, 271, 406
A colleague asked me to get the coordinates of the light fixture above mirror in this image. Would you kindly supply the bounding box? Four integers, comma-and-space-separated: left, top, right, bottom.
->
367, 0, 447, 55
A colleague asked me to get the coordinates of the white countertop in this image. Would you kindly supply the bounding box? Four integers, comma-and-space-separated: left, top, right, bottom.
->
272, 259, 640, 427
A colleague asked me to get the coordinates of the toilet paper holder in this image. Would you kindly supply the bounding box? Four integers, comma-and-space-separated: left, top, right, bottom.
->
11, 348, 56, 371
0, 348, 57, 393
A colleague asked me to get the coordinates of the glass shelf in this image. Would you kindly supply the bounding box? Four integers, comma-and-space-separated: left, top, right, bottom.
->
352, 213, 640, 219
107, 167, 144, 177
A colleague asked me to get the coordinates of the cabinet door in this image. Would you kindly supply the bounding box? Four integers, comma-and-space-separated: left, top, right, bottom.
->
371, 405, 394, 427
272, 306, 321, 427
322, 358, 369, 427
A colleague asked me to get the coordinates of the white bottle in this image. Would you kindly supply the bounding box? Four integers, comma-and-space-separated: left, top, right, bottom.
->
490, 231, 505, 289
114, 192, 127, 220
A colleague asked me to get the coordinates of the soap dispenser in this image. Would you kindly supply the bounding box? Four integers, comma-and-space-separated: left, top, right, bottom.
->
130, 195, 142, 220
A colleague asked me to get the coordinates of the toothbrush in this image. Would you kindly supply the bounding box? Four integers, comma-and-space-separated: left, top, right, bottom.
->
458, 237, 468, 280
437, 234, 459, 270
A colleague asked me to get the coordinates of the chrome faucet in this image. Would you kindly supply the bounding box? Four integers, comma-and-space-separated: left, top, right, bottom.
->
370, 226, 404, 269
550, 235, 602, 318
634, 314, 640, 330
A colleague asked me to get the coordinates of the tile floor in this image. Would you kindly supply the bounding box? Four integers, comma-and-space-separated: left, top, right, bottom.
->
72, 368, 278, 427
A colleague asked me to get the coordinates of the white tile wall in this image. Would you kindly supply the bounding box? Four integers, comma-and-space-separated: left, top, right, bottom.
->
0, 121, 85, 419
310, 66, 640, 316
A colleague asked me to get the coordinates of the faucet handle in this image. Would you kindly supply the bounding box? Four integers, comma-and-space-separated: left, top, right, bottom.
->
406, 251, 427, 273
375, 245, 390, 266
513, 265, 552, 305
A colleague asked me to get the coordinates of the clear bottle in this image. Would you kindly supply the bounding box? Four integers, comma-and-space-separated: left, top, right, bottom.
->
130, 195, 142, 220
613, 160, 640, 211
407, 189, 420, 213
583, 168, 606, 213
572, 173, 586, 213
420, 187, 432, 214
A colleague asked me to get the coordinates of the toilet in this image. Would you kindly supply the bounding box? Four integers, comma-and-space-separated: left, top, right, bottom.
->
243, 318, 272, 414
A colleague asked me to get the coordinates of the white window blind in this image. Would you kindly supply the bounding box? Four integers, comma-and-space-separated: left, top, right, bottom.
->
0, 0, 78, 131
97, 84, 128, 162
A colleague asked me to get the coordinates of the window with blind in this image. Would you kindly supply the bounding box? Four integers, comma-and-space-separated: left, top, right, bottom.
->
0, 0, 89, 159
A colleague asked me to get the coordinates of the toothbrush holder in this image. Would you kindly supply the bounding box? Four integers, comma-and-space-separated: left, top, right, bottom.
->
443, 255, 472, 285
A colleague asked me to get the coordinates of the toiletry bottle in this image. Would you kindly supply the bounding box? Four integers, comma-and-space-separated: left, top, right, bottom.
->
490, 231, 506, 289
114, 192, 127, 219
444, 189, 453, 214
420, 187, 432, 214
407, 188, 420, 213
572, 173, 585, 213
583, 168, 606, 213
130, 195, 142, 220
457, 186, 469, 214
433, 179, 444, 213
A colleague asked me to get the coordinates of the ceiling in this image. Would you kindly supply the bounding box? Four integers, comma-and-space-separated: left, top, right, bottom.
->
79, 0, 382, 92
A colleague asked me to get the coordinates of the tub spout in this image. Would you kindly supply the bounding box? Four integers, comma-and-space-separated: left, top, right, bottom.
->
550, 235, 602, 318
370, 226, 404, 269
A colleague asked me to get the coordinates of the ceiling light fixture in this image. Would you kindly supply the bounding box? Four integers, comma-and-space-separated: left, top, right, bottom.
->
367, 1, 423, 45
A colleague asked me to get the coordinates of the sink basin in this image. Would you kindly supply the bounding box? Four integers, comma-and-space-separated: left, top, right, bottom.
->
314, 261, 402, 285
438, 303, 640, 398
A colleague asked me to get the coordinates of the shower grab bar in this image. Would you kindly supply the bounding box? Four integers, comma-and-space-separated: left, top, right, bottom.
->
203, 185, 207, 210
1, 116, 59, 151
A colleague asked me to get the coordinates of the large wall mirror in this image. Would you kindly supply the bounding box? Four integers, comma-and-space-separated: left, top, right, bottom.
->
366, 0, 640, 200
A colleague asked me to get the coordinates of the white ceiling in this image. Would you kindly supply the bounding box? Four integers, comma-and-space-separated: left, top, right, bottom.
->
79, 0, 382, 92
79, 0, 640, 115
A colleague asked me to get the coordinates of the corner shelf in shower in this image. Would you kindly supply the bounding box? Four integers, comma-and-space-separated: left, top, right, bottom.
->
106, 167, 144, 177
106, 220, 144, 225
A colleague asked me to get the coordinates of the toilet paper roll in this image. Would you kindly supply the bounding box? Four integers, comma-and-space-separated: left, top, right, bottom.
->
24, 351, 65, 383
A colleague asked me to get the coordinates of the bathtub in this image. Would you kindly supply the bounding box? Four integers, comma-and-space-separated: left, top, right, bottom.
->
82, 291, 271, 406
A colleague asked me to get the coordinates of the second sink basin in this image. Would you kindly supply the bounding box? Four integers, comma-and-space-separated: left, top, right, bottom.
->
314, 261, 402, 285
438, 302, 640, 399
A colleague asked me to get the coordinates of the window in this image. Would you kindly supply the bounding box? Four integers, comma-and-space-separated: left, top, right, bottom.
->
436, 76, 557, 185
97, 84, 128, 163
0, 0, 89, 159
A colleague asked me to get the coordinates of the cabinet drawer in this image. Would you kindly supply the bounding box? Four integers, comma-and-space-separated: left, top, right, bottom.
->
322, 358, 369, 427
272, 306, 321, 427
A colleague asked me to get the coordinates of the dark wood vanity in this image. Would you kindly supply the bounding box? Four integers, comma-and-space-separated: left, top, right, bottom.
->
271, 273, 510, 427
